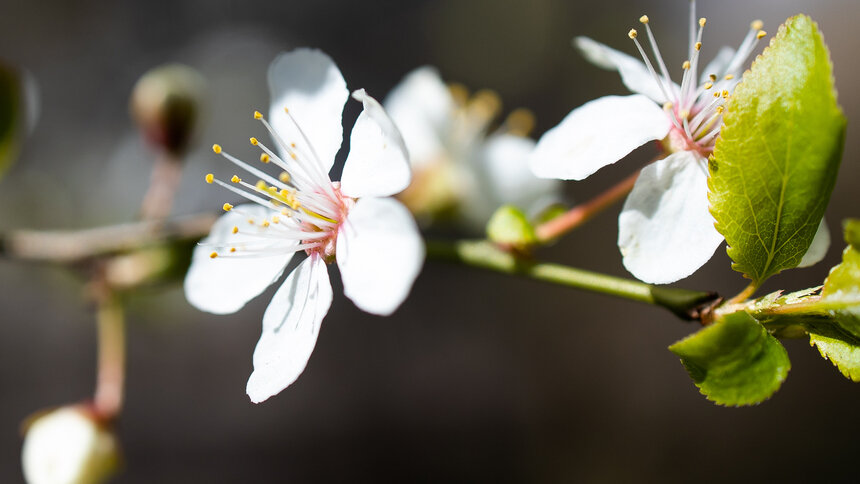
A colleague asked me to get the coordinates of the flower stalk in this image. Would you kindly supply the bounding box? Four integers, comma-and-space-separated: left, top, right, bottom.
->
534, 169, 639, 242
93, 291, 125, 420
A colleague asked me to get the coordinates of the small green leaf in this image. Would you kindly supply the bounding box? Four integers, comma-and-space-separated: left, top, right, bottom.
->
669, 311, 790, 406
710, 15, 845, 286
486, 205, 537, 248
809, 332, 860, 382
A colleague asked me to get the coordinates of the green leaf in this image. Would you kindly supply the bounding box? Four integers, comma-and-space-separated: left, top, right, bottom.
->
807, 239, 860, 378
486, 205, 537, 248
669, 311, 790, 406
742, 226, 860, 381
709, 15, 845, 286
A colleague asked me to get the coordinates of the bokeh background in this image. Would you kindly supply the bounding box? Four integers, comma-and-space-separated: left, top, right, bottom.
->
1, 0, 859, 482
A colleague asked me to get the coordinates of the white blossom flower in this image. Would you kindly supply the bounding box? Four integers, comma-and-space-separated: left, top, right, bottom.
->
384, 67, 561, 230
529, 2, 829, 284
21, 406, 118, 484
184, 49, 424, 403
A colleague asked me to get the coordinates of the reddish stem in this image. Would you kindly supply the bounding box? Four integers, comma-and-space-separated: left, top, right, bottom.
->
535, 169, 640, 242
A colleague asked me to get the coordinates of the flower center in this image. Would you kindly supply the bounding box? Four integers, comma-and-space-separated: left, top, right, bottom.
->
202, 109, 349, 262
626, 2, 767, 157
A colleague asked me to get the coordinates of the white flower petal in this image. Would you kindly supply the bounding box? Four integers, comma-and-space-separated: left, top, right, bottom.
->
618, 151, 723, 284
700, 46, 736, 83
461, 133, 562, 227
340, 89, 412, 198
268, 48, 349, 174
383, 66, 453, 166
246, 256, 333, 403
336, 197, 424, 316
574, 36, 676, 104
798, 218, 830, 268
184, 204, 294, 315
529, 95, 671, 180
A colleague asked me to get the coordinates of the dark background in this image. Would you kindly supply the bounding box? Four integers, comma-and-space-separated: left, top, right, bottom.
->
1, 0, 859, 482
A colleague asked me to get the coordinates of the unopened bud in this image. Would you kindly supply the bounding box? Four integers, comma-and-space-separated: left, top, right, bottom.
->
130, 63, 205, 156
21, 406, 119, 484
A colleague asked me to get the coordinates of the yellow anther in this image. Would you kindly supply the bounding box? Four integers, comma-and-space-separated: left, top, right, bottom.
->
703, 82, 713, 90
260, 153, 270, 163
639, 15, 649, 24
262, 220, 270, 228
709, 74, 717, 82
724, 74, 734, 80
230, 247, 236, 253
231, 226, 239, 234
448, 83, 469, 106
253, 111, 263, 120
230, 175, 241, 183
290, 142, 296, 148
279, 172, 291, 183
212, 144, 222, 154
284, 107, 289, 114
757, 30, 767, 39
628, 29, 638, 39
290, 153, 297, 160
205, 173, 214, 184
751, 20, 764, 31
247, 218, 255, 225
722, 90, 730, 99
250, 137, 258, 146
272, 216, 280, 224
209, 251, 218, 259
713, 91, 720, 97
222, 203, 233, 212
682, 60, 691, 70
699, 17, 707, 27
255, 180, 267, 191
663, 102, 673, 111
695, 42, 702, 51
505, 108, 535, 137
679, 110, 690, 119
716, 106, 725, 114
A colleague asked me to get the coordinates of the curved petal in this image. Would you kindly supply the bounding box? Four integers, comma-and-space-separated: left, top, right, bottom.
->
383, 66, 453, 166
700, 46, 736, 83
798, 218, 830, 268
184, 204, 294, 315
268, 48, 348, 174
336, 197, 424, 315
529, 95, 671, 180
340, 89, 412, 198
618, 151, 723, 284
461, 133, 562, 227
246, 256, 333, 403
574, 36, 676, 104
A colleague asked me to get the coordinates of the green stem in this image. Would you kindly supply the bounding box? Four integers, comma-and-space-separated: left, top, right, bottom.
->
427, 239, 717, 321
728, 281, 759, 305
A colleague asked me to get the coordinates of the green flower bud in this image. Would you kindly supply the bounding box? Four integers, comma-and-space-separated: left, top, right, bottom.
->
130, 63, 205, 156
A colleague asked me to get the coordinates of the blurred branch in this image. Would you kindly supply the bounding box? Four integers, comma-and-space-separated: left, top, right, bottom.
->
0, 212, 216, 264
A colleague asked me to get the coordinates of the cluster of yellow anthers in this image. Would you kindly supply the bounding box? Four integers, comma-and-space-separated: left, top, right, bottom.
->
202, 109, 345, 260
623, 14, 767, 153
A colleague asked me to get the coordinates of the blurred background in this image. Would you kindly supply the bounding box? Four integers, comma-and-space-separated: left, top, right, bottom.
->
1, 0, 859, 481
